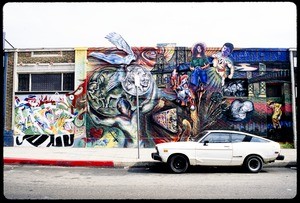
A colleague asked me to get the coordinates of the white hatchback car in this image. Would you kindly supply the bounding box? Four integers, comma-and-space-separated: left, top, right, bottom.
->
151, 130, 284, 173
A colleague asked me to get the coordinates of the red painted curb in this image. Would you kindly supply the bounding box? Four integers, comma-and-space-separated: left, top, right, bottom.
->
3, 157, 114, 167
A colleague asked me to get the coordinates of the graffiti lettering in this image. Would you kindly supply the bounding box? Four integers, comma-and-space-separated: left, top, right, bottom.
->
15, 134, 74, 147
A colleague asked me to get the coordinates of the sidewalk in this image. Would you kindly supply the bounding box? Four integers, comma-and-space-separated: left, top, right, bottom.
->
3, 147, 297, 168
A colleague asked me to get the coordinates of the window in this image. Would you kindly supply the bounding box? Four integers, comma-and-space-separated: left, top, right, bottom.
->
231, 133, 245, 143
18, 73, 74, 92
201, 133, 231, 143
242, 135, 269, 143
266, 83, 282, 97
18, 74, 30, 91
31, 74, 61, 91
249, 137, 269, 143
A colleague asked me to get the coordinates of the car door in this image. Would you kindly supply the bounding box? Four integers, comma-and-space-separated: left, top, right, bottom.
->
195, 132, 233, 165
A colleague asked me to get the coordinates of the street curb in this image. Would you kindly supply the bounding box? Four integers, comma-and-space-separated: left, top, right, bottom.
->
4, 157, 114, 167
3, 158, 296, 168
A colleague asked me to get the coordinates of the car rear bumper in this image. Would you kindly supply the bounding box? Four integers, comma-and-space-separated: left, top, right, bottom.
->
151, 152, 162, 161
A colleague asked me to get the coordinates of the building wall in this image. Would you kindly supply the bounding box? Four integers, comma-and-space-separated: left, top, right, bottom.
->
3, 52, 15, 146
5, 46, 296, 148
81, 45, 294, 148
4, 49, 75, 146
4, 52, 15, 132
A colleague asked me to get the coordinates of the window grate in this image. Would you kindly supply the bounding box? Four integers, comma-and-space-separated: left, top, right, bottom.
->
18, 73, 74, 92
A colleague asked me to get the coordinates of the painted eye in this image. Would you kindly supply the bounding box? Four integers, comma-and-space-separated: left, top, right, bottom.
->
69, 95, 74, 100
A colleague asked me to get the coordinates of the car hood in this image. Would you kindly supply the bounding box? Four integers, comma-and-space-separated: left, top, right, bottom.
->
156, 141, 198, 149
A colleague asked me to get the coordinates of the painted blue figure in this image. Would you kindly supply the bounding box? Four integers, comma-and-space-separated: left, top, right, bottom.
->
189, 42, 210, 93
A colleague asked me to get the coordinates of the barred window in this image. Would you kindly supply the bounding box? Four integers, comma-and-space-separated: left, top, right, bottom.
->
18, 74, 30, 91
18, 73, 74, 92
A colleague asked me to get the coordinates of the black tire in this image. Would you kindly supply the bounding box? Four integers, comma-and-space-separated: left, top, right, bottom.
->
168, 154, 189, 173
244, 155, 263, 173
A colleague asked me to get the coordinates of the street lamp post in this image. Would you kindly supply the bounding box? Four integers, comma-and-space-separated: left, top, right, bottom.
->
134, 74, 140, 159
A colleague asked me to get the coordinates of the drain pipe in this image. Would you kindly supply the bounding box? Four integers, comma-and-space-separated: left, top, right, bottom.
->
11, 49, 18, 133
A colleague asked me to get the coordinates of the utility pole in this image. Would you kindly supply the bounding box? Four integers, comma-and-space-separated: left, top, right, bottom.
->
134, 74, 140, 159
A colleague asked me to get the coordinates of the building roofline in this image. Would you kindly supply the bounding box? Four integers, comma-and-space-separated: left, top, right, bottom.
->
3, 47, 75, 52
3, 47, 296, 53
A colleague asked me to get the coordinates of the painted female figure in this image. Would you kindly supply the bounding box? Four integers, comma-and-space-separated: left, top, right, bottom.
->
190, 43, 210, 90
189, 42, 210, 106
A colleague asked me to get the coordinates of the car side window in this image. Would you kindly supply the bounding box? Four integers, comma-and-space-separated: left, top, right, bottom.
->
201, 133, 231, 143
231, 133, 245, 143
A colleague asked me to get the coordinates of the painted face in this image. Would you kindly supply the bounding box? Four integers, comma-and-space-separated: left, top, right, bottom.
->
231, 84, 237, 92
221, 45, 231, 56
240, 102, 253, 113
197, 45, 202, 53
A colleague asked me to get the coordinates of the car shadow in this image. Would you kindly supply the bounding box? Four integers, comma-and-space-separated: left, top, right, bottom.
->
188, 165, 246, 173
127, 162, 269, 174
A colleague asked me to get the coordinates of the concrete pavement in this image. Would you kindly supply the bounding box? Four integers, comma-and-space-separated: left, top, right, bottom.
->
3, 147, 297, 168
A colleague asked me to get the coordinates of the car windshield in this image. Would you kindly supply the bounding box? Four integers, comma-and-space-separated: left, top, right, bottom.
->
192, 131, 209, 142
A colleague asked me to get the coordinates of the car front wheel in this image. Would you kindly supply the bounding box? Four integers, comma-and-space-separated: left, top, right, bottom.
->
168, 154, 189, 173
244, 155, 263, 173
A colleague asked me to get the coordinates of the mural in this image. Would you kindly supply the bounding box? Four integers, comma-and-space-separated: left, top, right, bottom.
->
14, 94, 75, 147
88, 32, 136, 66
86, 37, 246, 147
212, 43, 235, 86
267, 100, 283, 129
86, 33, 164, 148
13, 33, 294, 147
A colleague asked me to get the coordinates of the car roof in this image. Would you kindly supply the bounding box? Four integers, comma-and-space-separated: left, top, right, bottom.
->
203, 130, 275, 141
203, 130, 259, 137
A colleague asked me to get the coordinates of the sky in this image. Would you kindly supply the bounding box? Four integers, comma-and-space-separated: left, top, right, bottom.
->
2, 2, 297, 49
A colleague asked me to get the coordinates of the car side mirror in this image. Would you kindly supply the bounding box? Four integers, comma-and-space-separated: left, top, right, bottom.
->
204, 140, 209, 146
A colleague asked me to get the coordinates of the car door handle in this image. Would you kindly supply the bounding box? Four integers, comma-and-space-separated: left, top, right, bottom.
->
224, 145, 231, 147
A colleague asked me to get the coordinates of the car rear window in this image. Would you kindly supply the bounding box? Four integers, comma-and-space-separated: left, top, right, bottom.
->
249, 136, 269, 142
242, 135, 269, 142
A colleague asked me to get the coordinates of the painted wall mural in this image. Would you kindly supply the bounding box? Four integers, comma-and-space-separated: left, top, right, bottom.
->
267, 100, 283, 129
13, 33, 293, 147
86, 33, 174, 148
14, 94, 75, 147
84, 34, 293, 148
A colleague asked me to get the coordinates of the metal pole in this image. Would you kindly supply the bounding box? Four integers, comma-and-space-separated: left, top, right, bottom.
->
134, 74, 140, 159
289, 49, 297, 149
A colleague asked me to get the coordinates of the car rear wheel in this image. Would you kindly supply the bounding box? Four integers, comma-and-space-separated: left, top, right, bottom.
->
244, 155, 263, 173
168, 154, 189, 173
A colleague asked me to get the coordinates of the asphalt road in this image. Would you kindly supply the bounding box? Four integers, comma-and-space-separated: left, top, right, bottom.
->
3, 164, 297, 200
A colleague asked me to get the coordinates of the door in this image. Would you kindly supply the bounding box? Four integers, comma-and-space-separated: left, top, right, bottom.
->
195, 132, 233, 165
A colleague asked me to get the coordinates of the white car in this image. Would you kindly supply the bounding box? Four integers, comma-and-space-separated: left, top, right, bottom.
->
151, 130, 284, 173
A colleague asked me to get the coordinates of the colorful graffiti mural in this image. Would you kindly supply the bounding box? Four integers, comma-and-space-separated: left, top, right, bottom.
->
14, 94, 76, 147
